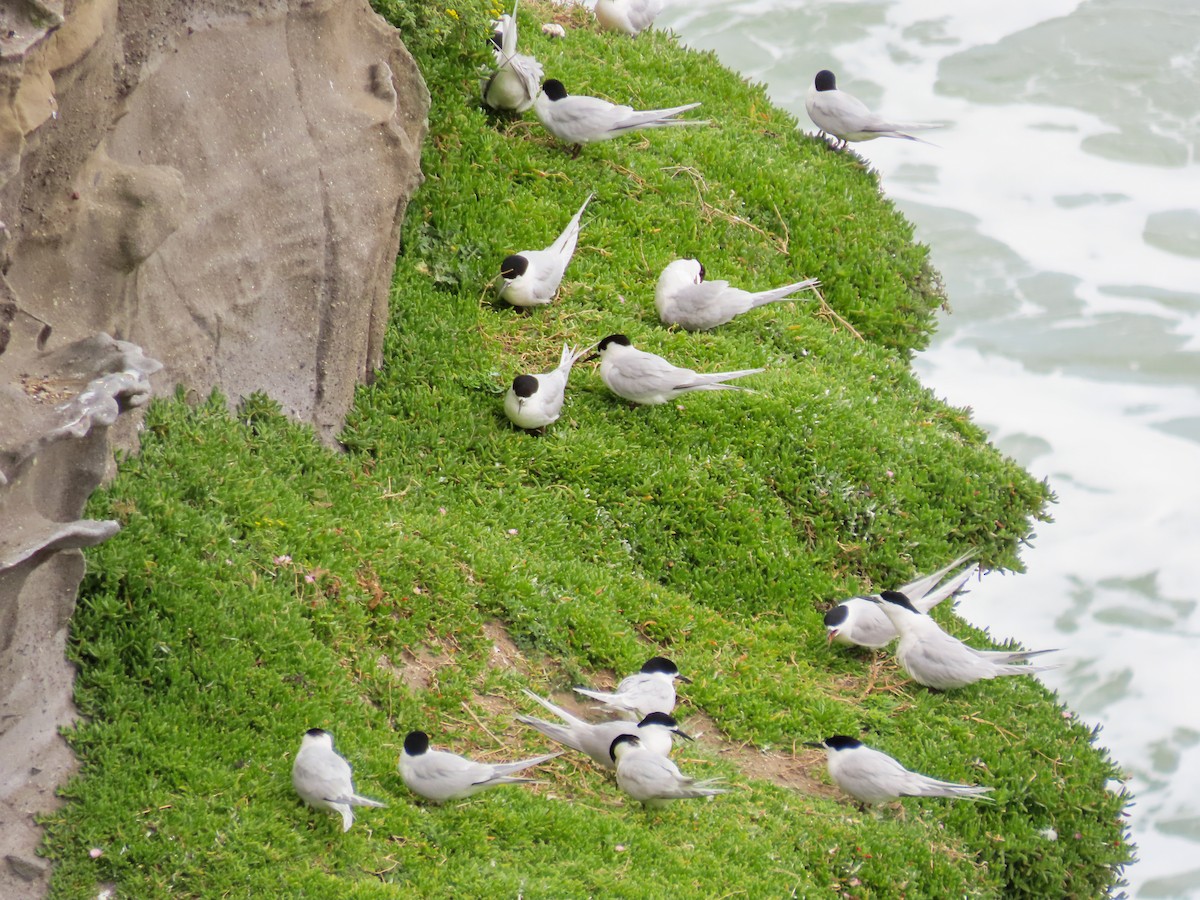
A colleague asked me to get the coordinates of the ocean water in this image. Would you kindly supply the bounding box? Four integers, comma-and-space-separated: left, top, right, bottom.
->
659, 1, 1200, 895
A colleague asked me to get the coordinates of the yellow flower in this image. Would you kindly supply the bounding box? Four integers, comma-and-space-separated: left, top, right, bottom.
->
446, 7, 459, 18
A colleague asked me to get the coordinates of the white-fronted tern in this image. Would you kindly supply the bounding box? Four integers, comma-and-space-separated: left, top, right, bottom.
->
655, 258, 820, 331
825, 551, 978, 649
595, 334, 763, 406
505, 342, 595, 431
534, 79, 705, 157
805, 69, 940, 151
806, 735, 993, 805
292, 729, 386, 832
610, 734, 726, 807
482, 0, 544, 113
872, 590, 1058, 690
594, 0, 664, 36
574, 655, 690, 719
398, 730, 561, 803
516, 688, 691, 769
499, 193, 592, 308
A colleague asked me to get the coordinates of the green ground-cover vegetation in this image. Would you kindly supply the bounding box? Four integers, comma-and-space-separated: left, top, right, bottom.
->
41, 1, 1131, 896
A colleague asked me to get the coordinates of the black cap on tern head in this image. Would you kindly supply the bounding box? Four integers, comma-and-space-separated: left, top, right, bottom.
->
501, 254, 528, 280
823, 605, 850, 629
489, 28, 503, 51
609, 733, 640, 761
403, 730, 430, 756
878, 590, 919, 612
641, 656, 679, 675
814, 70, 837, 92
597, 334, 631, 352
542, 79, 568, 101
639, 711, 693, 740
304, 727, 329, 739
511, 374, 539, 398
823, 735, 863, 751
638, 711, 677, 728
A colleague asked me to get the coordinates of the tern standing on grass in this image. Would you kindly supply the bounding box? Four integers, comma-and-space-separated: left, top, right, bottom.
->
481, 0, 543, 114
805, 69, 941, 150
505, 342, 594, 431
398, 730, 561, 803
291, 729, 386, 832
824, 551, 978, 649
594, 334, 764, 406
872, 590, 1058, 690
574, 656, 690, 719
534, 79, 705, 157
610, 734, 726, 807
806, 735, 993, 805
593, 0, 664, 36
499, 194, 592, 308
517, 689, 692, 769
655, 258, 821, 331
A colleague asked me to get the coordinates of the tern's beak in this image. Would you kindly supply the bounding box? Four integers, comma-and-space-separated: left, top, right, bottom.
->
802, 741, 825, 750
677, 674, 693, 685
675, 728, 695, 742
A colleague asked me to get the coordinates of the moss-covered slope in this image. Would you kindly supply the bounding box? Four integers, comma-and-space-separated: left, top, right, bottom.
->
42, 1, 1132, 897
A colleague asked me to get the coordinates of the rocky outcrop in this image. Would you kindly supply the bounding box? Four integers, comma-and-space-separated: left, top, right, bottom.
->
0, 0, 428, 893
0, 329, 160, 898
2, 0, 429, 442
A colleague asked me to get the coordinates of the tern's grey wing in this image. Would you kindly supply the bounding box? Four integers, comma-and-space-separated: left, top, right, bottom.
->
829, 746, 911, 802
611, 351, 697, 395
661, 280, 749, 330
611, 102, 703, 133
544, 95, 631, 142
519, 247, 568, 299
969, 646, 1058, 664
808, 90, 878, 136
904, 551, 978, 610
903, 772, 993, 800
489, 751, 562, 778
293, 753, 354, 804
902, 632, 988, 689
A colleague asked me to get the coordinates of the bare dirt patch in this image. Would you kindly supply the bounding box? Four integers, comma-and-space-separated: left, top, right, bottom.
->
683, 709, 840, 800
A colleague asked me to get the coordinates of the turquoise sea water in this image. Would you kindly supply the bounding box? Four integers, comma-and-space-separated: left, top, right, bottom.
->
660, 1, 1200, 895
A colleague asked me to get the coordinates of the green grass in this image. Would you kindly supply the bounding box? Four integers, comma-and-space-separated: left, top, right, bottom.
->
41, 1, 1132, 897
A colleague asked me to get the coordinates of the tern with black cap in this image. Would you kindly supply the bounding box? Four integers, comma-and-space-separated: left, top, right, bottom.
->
505, 341, 595, 432
610, 734, 726, 807
574, 656, 690, 719
805, 69, 941, 150
594, 334, 764, 406
534, 79, 705, 157
825, 551, 978, 649
482, 0, 543, 113
498, 193, 592, 308
398, 730, 560, 803
806, 735, 993, 805
517, 688, 691, 769
655, 258, 820, 331
291, 729, 385, 832
872, 590, 1058, 690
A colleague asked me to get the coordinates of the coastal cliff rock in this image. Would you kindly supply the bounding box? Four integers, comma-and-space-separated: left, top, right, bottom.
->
2, 0, 428, 440
0, 0, 429, 892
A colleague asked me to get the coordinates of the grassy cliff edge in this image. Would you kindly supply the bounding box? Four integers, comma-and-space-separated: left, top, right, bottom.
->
42, 2, 1132, 897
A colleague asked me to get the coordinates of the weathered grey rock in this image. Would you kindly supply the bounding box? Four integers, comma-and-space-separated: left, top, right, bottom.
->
0, 0, 428, 894
2, 0, 429, 443
0, 327, 161, 900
